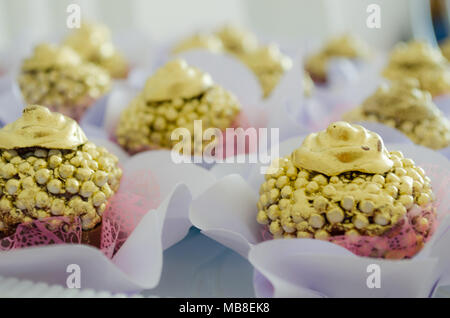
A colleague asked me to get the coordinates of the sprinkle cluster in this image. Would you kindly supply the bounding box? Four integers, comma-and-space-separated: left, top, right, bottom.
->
116, 86, 241, 153
0, 142, 122, 237
257, 151, 434, 240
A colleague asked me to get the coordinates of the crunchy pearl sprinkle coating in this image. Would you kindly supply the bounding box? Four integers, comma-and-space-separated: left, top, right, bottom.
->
257, 123, 435, 241
0, 142, 122, 236
257, 151, 434, 239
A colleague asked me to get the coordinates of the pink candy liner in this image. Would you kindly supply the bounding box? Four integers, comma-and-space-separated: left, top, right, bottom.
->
259, 162, 449, 260
0, 167, 161, 259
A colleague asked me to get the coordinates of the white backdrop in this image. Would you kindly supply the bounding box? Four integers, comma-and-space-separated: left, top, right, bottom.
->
0, 0, 416, 51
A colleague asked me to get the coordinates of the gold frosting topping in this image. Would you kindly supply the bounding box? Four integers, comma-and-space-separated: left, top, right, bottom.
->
172, 33, 224, 54
21, 44, 82, 71
383, 41, 450, 96
0, 105, 87, 149
242, 44, 292, 72
64, 22, 128, 78
142, 59, 214, 102
215, 24, 259, 55
292, 122, 393, 176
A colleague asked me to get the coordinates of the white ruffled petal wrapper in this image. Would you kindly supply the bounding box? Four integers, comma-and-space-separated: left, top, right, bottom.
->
0, 141, 216, 293
190, 137, 450, 298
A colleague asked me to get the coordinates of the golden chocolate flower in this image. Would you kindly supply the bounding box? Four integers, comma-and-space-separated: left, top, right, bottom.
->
257, 122, 435, 258
172, 33, 224, 54
241, 44, 292, 98
64, 22, 128, 78
383, 41, 450, 96
344, 79, 450, 150
18, 44, 111, 121
116, 59, 241, 154
0, 105, 122, 237
215, 24, 259, 56
293, 122, 393, 176
305, 34, 370, 82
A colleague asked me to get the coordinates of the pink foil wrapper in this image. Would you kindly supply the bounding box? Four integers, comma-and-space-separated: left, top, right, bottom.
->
0, 168, 161, 259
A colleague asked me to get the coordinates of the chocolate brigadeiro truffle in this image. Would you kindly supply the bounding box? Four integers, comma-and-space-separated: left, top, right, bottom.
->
383, 41, 450, 96
257, 122, 435, 258
305, 34, 370, 84
0, 105, 122, 247
344, 78, 450, 150
64, 22, 128, 79
116, 59, 241, 154
18, 44, 111, 122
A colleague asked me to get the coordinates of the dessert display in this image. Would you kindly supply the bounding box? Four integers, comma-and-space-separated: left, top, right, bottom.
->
172, 33, 224, 54
305, 34, 370, 83
241, 44, 292, 98
257, 122, 436, 258
383, 41, 450, 96
18, 44, 111, 121
0, 105, 122, 246
64, 22, 129, 79
116, 59, 241, 154
344, 78, 450, 150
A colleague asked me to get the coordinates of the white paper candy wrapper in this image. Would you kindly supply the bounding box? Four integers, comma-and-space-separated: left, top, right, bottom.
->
0, 141, 216, 293
190, 136, 450, 297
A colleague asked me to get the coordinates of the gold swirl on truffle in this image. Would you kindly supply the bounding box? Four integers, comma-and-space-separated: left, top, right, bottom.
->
305, 34, 370, 82
21, 43, 82, 71
293, 122, 393, 176
383, 41, 450, 96
0, 105, 87, 149
344, 79, 450, 150
142, 59, 214, 102
64, 22, 128, 78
